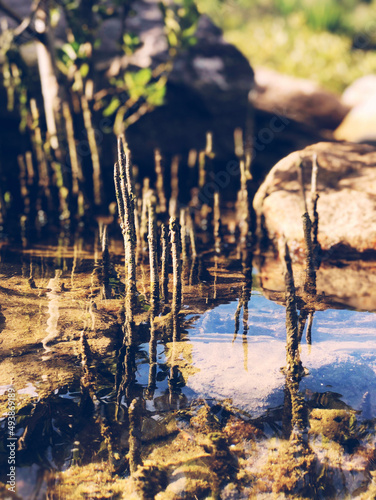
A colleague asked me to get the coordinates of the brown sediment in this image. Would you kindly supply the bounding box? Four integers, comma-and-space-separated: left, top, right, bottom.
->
154, 148, 167, 214
160, 223, 169, 304
148, 194, 159, 314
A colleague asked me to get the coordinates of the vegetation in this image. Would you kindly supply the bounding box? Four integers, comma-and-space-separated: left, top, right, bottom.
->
197, 0, 376, 93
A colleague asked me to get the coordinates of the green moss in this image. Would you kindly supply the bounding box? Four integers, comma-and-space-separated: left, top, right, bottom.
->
309, 408, 358, 447
257, 438, 316, 496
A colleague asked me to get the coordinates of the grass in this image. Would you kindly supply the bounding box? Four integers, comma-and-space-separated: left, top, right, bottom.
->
197, 0, 376, 94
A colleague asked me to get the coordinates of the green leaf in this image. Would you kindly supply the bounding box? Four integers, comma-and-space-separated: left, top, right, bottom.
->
80, 63, 90, 78
103, 97, 121, 117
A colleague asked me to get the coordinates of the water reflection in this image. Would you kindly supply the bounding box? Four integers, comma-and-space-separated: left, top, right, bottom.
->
42, 270, 62, 355
1, 242, 376, 498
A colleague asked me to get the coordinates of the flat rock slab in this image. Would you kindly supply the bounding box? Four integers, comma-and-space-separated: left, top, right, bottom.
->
254, 142, 376, 258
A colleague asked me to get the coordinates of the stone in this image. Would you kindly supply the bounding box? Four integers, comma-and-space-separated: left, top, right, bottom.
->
250, 68, 349, 178
253, 141, 376, 258
341, 75, 376, 108
252, 67, 349, 131
335, 92, 376, 144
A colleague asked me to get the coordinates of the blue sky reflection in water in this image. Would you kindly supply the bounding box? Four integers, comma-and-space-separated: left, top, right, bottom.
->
173, 292, 376, 419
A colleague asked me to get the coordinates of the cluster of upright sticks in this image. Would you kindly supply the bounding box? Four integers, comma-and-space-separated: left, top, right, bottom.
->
114, 136, 187, 342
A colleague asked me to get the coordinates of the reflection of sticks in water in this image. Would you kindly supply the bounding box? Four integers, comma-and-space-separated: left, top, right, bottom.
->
101, 225, 111, 299
306, 311, 314, 345
145, 318, 157, 400
128, 398, 142, 474
281, 242, 309, 443
297, 308, 308, 343
281, 240, 302, 376
160, 223, 169, 304
116, 340, 137, 412
148, 195, 159, 314
233, 251, 253, 343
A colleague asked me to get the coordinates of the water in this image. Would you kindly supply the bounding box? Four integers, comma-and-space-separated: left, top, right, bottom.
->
0, 242, 375, 498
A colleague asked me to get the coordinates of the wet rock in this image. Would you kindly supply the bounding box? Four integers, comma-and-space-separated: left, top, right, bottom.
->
253, 141, 376, 258
335, 92, 376, 144
250, 69, 349, 179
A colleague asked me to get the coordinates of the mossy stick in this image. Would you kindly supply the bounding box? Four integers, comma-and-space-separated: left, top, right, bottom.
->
81, 94, 102, 206
213, 191, 222, 253
148, 195, 159, 314
169, 156, 179, 218
302, 213, 316, 296
282, 240, 301, 376
101, 224, 110, 299
154, 148, 167, 214
170, 217, 182, 315
62, 101, 82, 195
187, 209, 197, 258
160, 223, 169, 304
310, 153, 319, 249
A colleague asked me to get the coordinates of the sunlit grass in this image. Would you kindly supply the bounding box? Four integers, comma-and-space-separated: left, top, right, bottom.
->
197, 0, 376, 93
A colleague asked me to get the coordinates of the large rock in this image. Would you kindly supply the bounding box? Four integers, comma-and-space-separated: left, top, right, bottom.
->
253, 142, 376, 258
341, 75, 376, 108
249, 68, 349, 179
335, 92, 376, 144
